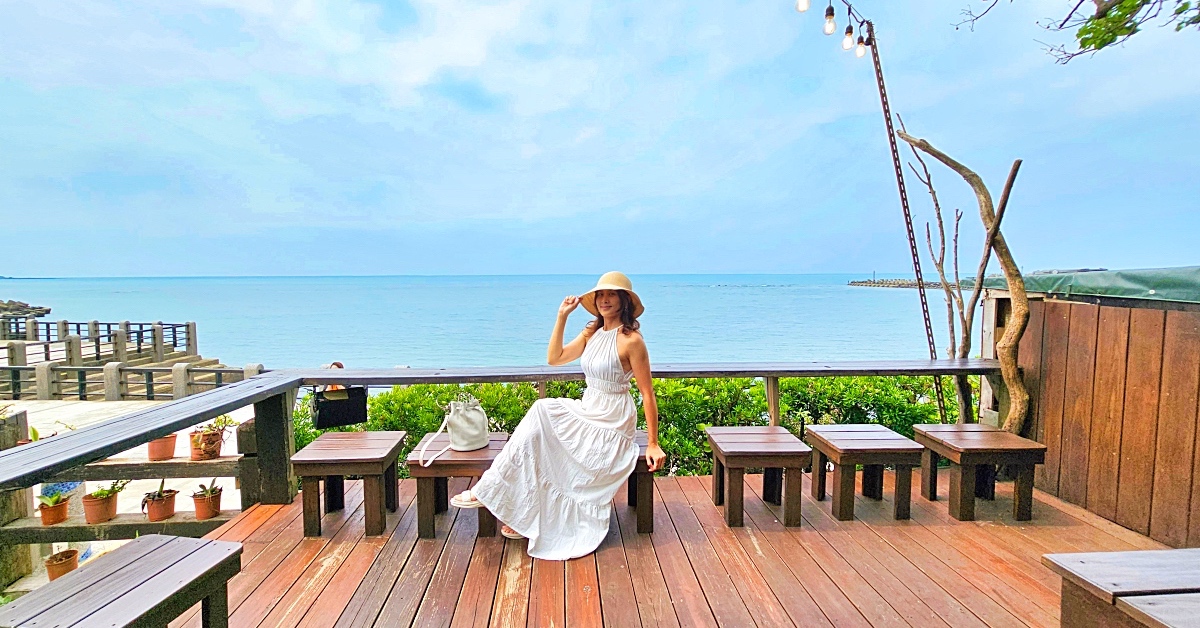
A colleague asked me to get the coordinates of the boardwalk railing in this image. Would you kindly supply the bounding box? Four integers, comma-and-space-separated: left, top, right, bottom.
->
0, 320, 195, 368
0, 364, 253, 401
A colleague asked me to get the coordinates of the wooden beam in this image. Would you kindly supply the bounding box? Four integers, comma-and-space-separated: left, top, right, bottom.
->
44, 455, 242, 483
253, 390, 297, 505
765, 377, 780, 427
0, 511, 235, 544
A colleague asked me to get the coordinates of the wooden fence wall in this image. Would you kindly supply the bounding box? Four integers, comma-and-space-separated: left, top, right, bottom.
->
994, 296, 1200, 547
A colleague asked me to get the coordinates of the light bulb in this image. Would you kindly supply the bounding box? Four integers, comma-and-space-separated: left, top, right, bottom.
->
795, 0, 810, 12
842, 25, 855, 50
823, 4, 836, 35
855, 35, 866, 57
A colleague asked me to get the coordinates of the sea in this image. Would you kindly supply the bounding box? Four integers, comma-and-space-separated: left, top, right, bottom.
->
0, 275, 956, 369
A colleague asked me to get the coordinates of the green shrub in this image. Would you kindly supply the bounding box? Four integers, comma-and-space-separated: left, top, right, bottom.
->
292, 376, 961, 477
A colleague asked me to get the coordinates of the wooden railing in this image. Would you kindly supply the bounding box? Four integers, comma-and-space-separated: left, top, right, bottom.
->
0, 320, 195, 368
0, 363, 251, 401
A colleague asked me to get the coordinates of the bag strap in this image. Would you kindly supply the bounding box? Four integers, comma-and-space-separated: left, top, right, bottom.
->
416, 414, 452, 467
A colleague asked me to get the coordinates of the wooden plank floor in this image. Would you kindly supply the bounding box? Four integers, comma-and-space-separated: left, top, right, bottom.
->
170, 469, 1164, 628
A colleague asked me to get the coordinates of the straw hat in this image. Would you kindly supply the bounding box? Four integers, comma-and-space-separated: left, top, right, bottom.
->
580, 271, 645, 318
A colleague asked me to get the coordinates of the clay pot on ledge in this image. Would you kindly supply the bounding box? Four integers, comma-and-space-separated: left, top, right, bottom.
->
143, 490, 179, 522
38, 501, 69, 526
147, 433, 178, 461
82, 493, 119, 524
193, 489, 223, 521
45, 549, 79, 581
189, 431, 223, 461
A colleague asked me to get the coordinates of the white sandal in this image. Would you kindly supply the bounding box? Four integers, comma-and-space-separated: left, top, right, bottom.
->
450, 489, 483, 509
501, 525, 524, 540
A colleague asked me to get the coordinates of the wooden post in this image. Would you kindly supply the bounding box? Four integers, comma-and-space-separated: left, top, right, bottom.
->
103, 362, 126, 400
236, 420, 260, 510
0, 410, 33, 586
64, 335, 82, 366
765, 376, 780, 426
151, 324, 165, 362
35, 362, 60, 400
172, 363, 192, 399
25, 317, 37, 341
537, 381, 547, 399
185, 322, 198, 356
253, 391, 297, 504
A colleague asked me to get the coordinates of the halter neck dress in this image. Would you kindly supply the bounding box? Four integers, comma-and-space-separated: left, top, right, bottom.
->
472, 325, 641, 560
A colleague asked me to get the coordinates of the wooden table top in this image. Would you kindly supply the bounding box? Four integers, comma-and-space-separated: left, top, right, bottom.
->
705, 426, 810, 457
406, 432, 509, 466
913, 423, 1046, 454
1043, 548, 1200, 604
1117, 592, 1200, 628
0, 534, 241, 627
292, 431, 408, 465
805, 424, 923, 456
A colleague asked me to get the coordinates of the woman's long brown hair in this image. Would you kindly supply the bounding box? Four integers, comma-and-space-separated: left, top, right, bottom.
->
589, 290, 640, 335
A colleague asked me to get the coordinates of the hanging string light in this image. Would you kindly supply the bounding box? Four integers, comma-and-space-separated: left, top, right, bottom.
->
795, 0, 811, 12
855, 33, 867, 57
842, 24, 855, 50
823, 3, 836, 35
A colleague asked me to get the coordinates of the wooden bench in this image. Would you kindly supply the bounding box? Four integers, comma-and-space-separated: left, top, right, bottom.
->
1044, 548, 1200, 627
291, 431, 407, 537
805, 424, 923, 521
407, 432, 508, 539
0, 534, 240, 627
626, 430, 656, 533
705, 426, 810, 527
913, 423, 1046, 521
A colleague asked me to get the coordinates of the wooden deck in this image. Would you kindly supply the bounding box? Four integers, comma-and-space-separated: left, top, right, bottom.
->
169, 469, 1164, 628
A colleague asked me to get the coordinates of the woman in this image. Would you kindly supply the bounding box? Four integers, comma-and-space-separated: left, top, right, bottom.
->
451, 271, 667, 560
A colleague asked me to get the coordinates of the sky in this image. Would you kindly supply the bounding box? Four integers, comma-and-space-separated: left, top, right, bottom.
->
0, 0, 1197, 277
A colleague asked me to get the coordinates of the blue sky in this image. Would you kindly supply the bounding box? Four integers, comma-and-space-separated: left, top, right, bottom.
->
0, 0, 1197, 277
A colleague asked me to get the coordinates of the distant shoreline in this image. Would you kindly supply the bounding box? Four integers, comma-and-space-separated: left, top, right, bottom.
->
848, 279, 957, 290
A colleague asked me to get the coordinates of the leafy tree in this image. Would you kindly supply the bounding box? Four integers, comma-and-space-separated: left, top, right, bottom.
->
960, 0, 1199, 62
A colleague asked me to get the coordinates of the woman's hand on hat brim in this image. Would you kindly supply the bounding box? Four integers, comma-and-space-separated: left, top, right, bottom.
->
558, 295, 580, 318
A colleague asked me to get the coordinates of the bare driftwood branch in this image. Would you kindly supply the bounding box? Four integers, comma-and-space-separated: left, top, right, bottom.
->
898, 129, 1030, 433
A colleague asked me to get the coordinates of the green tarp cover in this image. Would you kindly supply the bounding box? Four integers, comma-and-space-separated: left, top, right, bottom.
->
973, 267, 1200, 304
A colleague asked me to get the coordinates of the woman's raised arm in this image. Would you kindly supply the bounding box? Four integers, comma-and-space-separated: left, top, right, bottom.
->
547, 295, 590, 366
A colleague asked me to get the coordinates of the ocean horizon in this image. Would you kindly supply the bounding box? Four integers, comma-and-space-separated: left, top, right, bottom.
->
0, 274, 958, 370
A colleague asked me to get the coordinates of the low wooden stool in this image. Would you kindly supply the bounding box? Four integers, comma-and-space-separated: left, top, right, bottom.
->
913, 423, 1046, 521
1044, 548, 1200, 628
407, 432, 508, 539
291, 431, 407, 537
0, 534, 240, 627
805, 424, 923, 521
625, 430, 656, 533
705, 426, 810, 527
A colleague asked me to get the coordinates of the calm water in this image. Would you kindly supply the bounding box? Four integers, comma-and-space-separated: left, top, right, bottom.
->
0, 275, 956, 368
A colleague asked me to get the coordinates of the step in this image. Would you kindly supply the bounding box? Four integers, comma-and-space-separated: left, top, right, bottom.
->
0, 511, 237, 544
45, 455, 243, 483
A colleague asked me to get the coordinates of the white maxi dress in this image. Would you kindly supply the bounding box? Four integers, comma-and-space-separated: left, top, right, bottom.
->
473, 326, 641, 560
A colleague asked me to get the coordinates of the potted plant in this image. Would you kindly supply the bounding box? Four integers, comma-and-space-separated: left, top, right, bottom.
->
189, 415, 238, 461
37, 491, 69, 526
44, 549, 79, 581
147, 433, 178, 461
192, 478, 223, 521
82, 480, 130, 524
141, 479, 178, 522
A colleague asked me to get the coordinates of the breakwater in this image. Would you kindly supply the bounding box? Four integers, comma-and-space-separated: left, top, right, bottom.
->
848, 279, 956, 289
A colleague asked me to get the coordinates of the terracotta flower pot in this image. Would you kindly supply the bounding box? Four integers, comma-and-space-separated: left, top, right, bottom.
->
45, 549, 79, 581
39, 500, 69, 526
144, 490, 178, 522
147, 433, 178, 461
193, 491, 222, 521
82, 493, 118, 524
189, 431, 223, 461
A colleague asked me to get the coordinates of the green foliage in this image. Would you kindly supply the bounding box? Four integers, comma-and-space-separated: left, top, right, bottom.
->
1074, 0, 1199, 55
36, 491, 64, 508
88, 480, 131, 500
0, 594, 11, 607
193, 478, 222, 498
291, 377, 960, 478
141, 479, 177, 511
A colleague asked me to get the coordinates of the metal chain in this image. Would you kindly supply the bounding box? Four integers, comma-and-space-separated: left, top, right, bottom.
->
866, 21, 948, 423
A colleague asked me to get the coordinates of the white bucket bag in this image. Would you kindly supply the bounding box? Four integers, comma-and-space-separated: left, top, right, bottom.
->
416, 395, 490, 466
